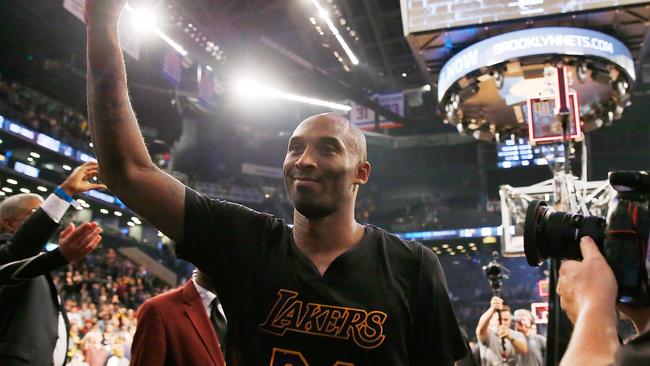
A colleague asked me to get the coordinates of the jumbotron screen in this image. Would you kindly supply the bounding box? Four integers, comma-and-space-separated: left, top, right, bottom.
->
401, 0, 649, 34
497, 137, 564, 169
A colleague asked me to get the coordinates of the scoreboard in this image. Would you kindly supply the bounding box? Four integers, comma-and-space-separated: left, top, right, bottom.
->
401, 0, 650, 34
497, 137, 565, 169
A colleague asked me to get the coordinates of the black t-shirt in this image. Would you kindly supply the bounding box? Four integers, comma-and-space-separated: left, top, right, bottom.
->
177, 188, 467, 366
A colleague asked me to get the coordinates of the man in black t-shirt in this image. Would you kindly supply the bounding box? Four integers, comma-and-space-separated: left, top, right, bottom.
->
84, 1, 467, 365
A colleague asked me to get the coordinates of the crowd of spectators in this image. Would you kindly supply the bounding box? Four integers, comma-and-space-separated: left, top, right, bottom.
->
52, 246, 171, 366
0, 76, 92, 152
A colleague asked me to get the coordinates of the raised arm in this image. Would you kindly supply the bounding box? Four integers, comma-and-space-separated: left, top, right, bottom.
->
476, 296, 500, 344
85, 0, 185, 241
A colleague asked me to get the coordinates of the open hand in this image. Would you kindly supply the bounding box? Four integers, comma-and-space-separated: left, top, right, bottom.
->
58, 222, 103, 263
59, 161, 107, 195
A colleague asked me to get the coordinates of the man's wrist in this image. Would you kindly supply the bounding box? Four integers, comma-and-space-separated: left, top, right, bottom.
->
55, 185, 76, 200
578, 301, 617, 325
58, 183, 78, 196
54, 186, 81, 210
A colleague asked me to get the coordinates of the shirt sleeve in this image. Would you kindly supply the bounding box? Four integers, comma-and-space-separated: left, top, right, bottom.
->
513, 331, 527, 344
0, 249, 67, 286
176, 187, 276, 285
411, 245, 468, 365
40, 193, 71, 223
0, 209, 59, 263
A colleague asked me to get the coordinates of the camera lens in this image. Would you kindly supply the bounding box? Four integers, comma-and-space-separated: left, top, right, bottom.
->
524, 200, 606, 266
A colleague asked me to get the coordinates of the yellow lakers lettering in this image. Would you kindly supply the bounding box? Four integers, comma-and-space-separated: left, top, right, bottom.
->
260, 289, 387, 349
269, 347, 354, 366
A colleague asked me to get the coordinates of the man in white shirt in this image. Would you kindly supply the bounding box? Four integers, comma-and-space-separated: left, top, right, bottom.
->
0, 161, 106, 366
475, 297, 528, 366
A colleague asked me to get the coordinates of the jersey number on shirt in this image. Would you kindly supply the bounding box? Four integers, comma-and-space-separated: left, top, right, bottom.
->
269, 348, 354, 366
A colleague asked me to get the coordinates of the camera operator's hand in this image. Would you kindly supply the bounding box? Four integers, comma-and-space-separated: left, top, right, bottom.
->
557, 236, 617, 323
58, 222, 103, 263
84, 0, 128, 28
557, 237, 620, 366
59, 161, 107, 196
490, 296, 504, 312
496, 325, 512, 340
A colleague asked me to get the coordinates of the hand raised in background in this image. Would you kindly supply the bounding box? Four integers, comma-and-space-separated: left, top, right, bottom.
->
59, 161, 107, 196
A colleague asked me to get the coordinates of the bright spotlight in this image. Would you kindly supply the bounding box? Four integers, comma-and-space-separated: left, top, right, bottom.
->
311, 0, 359, 66
124, 4, 188, 56
233, 80, 350, 112
318, 8, 329, 20
127, 5, 159, 33
235, 79, 261, 98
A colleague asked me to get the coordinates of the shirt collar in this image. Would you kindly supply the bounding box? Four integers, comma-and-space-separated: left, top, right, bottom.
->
192, 278, 217, 313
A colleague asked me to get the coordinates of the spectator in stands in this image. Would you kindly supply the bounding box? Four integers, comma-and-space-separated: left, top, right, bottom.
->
53, 243, 169, 365
0, 76, 93, 153
106, 342, 129, 366
0, 162, 106, 366
475, 297, 528, 366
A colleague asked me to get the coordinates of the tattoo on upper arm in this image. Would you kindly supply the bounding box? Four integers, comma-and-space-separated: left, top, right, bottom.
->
150, 168, 183, 199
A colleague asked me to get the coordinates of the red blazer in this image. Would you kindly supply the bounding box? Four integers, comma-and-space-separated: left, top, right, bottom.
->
130, 281, 225, 366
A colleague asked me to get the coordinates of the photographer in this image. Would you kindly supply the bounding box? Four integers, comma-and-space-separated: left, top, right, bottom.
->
557, 237, 650, 365
475, 296, 528, 365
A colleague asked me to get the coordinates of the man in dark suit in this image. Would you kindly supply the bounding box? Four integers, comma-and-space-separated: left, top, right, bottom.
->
0, 162, 106, 366
131, 270, 226, 366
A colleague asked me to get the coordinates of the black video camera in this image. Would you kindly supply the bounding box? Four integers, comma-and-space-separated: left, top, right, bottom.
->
524, 171, 650, 306
482, 251, 510, 296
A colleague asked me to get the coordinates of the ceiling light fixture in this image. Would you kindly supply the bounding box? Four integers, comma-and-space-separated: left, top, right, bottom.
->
235, 80, 351, 111
311, 0, 359, 65
124, 4, 188, 56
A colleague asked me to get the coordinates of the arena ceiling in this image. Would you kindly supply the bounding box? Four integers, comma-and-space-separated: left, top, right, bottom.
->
2, 1, 650, 136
